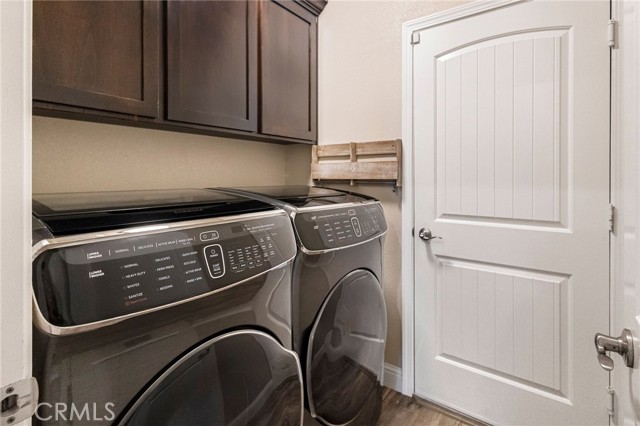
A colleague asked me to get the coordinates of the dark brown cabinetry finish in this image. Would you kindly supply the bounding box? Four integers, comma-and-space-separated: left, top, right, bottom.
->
33, 1, 160, 118
260, 1, 317, 141
167, 1, 258, 131
33, 0, 325, 144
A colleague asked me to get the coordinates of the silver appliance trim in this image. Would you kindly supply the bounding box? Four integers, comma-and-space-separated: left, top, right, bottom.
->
306, 269, 386, 426
116, 329, 305, 426
290, 201, 388, 255
32, 210, 296, 336
215, 189, 387, 254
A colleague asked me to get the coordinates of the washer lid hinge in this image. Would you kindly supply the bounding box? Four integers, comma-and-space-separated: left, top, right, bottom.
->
1, 378, 38, 425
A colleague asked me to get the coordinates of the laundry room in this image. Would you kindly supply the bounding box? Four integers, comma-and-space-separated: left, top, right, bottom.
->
2, 0, 640, 425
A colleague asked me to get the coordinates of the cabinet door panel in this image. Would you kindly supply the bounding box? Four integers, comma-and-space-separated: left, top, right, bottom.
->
167, 0, 258, 131
33, 1, 160, 117
261, 1, 317, 141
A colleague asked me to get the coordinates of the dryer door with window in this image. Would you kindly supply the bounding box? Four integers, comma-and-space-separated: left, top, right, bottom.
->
306, 269, 387, 425
120, 330, 303, 426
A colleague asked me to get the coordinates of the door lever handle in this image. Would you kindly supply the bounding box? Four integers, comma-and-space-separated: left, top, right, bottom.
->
418, 228, 442, 242
594, 329, 635, 371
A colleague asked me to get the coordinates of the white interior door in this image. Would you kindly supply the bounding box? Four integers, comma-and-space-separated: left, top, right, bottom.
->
412, 1, 611, 424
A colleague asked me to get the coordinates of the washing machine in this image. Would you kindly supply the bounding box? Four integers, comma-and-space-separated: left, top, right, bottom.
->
217, 186, 388, 426
31, 189, 303, 425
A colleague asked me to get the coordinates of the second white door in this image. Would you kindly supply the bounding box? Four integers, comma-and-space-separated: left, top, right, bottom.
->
412, 1, 611, 424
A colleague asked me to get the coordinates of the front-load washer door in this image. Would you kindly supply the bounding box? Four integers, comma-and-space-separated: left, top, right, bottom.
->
307, 269, 387, 426
119, 330, 303, 426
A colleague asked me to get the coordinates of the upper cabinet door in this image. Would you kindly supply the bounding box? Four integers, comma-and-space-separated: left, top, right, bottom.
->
260, 1, 317, 141
33, 1, 160, 118
167, 1, 258, 131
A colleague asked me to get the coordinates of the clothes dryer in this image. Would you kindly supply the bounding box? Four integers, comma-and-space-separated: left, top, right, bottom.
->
218, 186, 388, 426
32, 189, 302, 426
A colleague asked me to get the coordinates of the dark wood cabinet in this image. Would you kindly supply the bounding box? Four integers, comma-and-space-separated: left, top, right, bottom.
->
260, 0, 317, 141
167, 1, 258, 131
33, 1, 160, 117
32, 0, 324, 144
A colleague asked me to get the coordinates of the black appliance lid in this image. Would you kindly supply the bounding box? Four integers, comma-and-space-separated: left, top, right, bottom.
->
217, 186, 375, 208
33, 189, 276, 236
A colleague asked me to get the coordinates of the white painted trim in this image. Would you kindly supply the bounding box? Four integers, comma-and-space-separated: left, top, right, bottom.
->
403, 0, 526, 34
400, 10, 415, 397
400, 0, 524, 399
610, 0, 639, 424
382, 363, 403, 393
0, 0, 33, 423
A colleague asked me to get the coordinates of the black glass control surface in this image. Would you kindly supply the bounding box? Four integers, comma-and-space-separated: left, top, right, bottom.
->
121, 332, 302, 426
217, 186, 374, 208
307, 270, 386, 425
32, 213, 296, 329
293, 203, 387, 251
32, 189, 273, 236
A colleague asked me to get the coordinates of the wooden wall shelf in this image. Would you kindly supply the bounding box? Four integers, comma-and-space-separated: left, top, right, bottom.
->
311, 139, 402, 187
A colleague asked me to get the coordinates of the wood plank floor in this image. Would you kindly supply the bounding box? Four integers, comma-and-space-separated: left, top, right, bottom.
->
378, 388, 479, 426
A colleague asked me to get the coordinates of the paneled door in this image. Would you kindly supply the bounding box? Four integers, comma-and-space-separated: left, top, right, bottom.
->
412, 1, 610, 424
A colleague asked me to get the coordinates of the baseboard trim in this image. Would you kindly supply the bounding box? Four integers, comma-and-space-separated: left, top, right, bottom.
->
382, 363, 403, 393
413, 395, 493, 426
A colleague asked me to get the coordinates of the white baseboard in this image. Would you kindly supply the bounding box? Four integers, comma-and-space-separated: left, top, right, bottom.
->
382, 363, 403, 393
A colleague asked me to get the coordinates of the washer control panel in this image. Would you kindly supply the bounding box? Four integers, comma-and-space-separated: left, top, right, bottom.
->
293, 203, 387, 251
32, 213, 295, 328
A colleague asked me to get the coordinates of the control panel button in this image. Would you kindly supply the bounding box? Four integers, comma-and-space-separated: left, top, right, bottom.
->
204, 244, 225, 279
348, 209, 356, 216
200, 230, 220, 242
351, 217, 362, 237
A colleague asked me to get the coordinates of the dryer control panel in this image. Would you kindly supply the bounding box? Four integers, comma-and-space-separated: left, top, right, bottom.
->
293, 203, 387, 252
32, 213, 296, 329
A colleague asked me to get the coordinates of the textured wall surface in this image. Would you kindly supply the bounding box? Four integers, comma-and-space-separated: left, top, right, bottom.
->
33, 117, 292, 192
318, 0, 470, 368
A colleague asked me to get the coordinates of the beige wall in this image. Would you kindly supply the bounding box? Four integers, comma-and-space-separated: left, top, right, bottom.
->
33, 116, 301, 192
318, 0, 469, 368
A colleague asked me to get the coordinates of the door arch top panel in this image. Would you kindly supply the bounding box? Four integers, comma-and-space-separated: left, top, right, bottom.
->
307, 269, 387, 426
435, 28, 571, 228
120, 330, 303, 426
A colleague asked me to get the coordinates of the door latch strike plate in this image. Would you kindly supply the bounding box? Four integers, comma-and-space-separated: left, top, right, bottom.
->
607, 386, 615, 417
1, 378, 38, 426
609, 203, 616, 232
608, 20, 618, 48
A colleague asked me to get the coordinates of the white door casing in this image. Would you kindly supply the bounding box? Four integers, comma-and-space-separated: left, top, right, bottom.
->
611, 0, 640, 424
0, 1, 33, 425
407, 1, 610, 424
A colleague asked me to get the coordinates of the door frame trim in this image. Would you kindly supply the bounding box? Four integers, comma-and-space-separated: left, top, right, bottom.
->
0, 0, 33, 398
610, 0, 639, 423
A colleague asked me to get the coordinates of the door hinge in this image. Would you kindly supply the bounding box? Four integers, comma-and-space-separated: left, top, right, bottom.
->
411, 32, 421, 45
1, 378, 38, 426
609, 203, 616, 232
607, 386, 615, 417
608, 20, 618, 48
